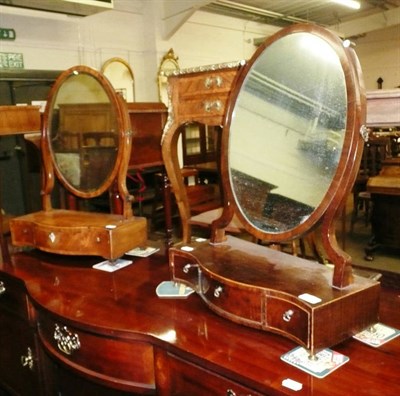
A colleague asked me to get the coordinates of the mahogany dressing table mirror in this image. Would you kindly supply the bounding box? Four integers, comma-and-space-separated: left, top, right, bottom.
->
10, 65, 147, 262
167, 24, 380, 356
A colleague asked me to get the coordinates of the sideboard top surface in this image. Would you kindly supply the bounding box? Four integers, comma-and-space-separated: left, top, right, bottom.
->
2, 250, 399, 395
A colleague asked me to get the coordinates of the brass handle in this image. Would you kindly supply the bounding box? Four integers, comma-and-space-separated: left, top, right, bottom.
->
183, 263, 199, 273
204, 100, 222, 112
0, 281, 5, 295
21, 347, 34, 370
54, 324, 81, 355
283, 309, 294, 322
204, 76, 223, 89
214, 286, 223, 298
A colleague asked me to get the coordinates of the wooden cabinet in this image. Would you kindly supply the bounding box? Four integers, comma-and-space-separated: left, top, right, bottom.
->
0, 273, 42, 395
127, 102, 167, 170
38, 312, 156, 394
0, 252, 399, 396
155, 350, 264, 396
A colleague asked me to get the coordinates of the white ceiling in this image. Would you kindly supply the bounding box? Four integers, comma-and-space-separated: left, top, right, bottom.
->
163, 0, 400, 39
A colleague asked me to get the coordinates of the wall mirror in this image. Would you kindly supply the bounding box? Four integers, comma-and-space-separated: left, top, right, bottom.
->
158, 48, 179, 106
167, 24, 380, 356
10, 65, 147, 261
101, 57, 135, 102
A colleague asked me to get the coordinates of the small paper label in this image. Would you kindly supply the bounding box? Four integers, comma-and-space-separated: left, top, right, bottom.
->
298, 293, 322, 304
353, 323, 400, 347
282, 378, 302, 391
281, 347, 349, 378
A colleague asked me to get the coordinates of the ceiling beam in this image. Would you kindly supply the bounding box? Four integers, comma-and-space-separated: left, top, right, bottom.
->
162, 0, 212, 39
330, 6, 400, 37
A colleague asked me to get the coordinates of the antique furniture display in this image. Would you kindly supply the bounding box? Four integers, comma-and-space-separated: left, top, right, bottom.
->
101, 57, 135, 102
9, 66, 147, 261
164, 24, 380, 356
161, 60, 244, 245
0, 251, 399, 395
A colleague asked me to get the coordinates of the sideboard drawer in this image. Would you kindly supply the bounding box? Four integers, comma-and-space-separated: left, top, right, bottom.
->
156, 350, 263, 396
0, 272, 29, 320
265, 296, 310, 347
38, 314, 155, 392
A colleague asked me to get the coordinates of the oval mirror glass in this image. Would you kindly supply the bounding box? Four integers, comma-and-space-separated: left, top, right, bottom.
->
228, 31, 347, 235
48, 69, 119, 195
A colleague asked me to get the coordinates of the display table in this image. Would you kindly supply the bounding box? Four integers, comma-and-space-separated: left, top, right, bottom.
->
0, 249, 399, 395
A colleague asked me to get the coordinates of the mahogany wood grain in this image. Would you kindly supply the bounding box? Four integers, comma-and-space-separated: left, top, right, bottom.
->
0, 106, 41, 135
127, 102, 167, 170
1, 251, 399, 395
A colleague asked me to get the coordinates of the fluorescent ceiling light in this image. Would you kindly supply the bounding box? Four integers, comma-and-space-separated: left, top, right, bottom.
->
331, 0, 361, 9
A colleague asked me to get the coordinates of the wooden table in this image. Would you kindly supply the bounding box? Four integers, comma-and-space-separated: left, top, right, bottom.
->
1, 249, 399, 395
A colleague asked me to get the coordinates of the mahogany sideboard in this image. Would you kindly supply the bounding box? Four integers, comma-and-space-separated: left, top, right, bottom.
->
0, 249, 399, 395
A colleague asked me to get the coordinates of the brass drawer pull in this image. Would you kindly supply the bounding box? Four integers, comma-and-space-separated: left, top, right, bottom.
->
204, 100, 222, 112
21, 347, 34, 370
204, 76, 223, 89
0, 281, 5, 295
183, 263, 199, 273
283, 309, 294, 322
54, 324, 81, 355
214, 286, 223, 298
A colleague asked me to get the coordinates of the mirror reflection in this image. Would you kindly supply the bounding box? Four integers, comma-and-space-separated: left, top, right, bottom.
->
49, 72, 119, 192
229, 32, 347, 233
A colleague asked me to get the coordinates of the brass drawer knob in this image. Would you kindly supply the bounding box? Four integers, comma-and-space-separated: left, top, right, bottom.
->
283, 309, 294, 322
204, 76, 223, 88
214, 286, 223, 298
54, 324, 81, 355
21, 347, 34, 370
0, 281, 5, 295
204, 100, 222, 113
183, 263, 199, 273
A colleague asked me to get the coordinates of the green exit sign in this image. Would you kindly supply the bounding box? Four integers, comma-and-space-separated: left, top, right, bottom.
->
0, 28, 16, 40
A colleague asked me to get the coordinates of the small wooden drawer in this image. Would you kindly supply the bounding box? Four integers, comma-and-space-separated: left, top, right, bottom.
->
38, 314, 156, 392
179, 95, 229, 119
265, 296, 310, 347
0, 272, 29, 320
178, 71, 236, 98
169, 248, 200, 291
201, 275, 263, 326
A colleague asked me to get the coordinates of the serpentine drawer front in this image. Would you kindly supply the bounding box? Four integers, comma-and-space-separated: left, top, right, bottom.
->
169, 236, 380, 354
0, 272, 41, 395
156, 350, 264, 396
0, 272, 30, 320
38, 313, 156, 392
10, 210, 147, 260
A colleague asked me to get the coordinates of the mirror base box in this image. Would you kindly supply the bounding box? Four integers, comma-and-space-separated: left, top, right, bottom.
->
10, 209, 147, 260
